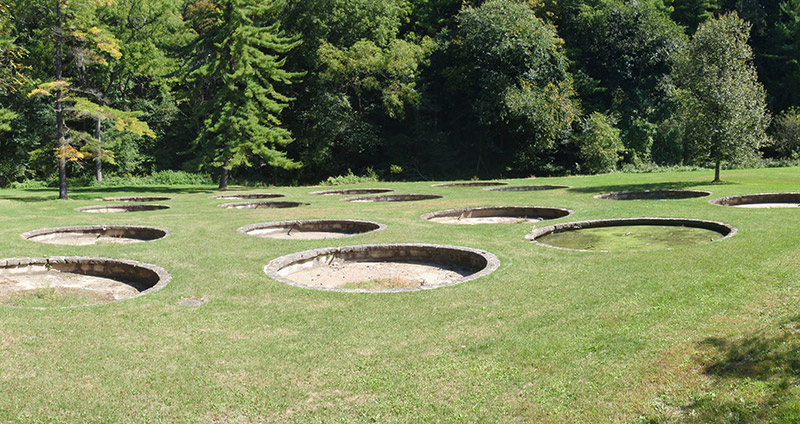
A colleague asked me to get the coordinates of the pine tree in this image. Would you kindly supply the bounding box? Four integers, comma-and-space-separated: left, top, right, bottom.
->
185, 0, 302, 189
671, 0, 718, 33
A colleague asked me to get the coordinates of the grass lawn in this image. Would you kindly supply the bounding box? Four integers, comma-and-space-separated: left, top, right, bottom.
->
1, 167, 800, 422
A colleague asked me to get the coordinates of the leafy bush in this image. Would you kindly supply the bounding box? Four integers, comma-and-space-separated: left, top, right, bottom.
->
573, 112, 624, 174
320, 168, 380, 186
772, 107, 800, 156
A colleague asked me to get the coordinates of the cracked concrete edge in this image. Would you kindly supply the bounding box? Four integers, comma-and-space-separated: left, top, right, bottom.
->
20, 225, 170, 243
264, 243, 500, 293
237, 219, 387, 237
593, 189, 713, 200
421, 206, 574, 221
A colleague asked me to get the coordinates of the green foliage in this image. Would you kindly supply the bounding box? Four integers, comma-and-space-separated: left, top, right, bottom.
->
318, 36, 434, 120
444, 0, 579, 175
319, 168, 379, 186
573, 111, 624, 174
772, 107, 800, 156
186, 0, 303, 188
675, 11, 771, 181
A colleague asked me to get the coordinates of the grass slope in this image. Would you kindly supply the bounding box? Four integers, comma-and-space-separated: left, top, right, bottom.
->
1, 167, 799, 422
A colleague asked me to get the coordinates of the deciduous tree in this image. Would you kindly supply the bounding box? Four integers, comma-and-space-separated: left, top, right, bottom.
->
675, 11, 770, 182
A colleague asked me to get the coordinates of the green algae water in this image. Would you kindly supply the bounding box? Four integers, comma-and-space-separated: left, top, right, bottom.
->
537, 225, 723, 251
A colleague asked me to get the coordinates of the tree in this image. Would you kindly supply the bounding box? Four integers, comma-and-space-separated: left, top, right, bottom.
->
185, 0, 302, 189
26, 0, 156, 196
573, 112, 624, 174
443, 0, 579, 175
671, 0, 719, 33
674, 11, 770, 182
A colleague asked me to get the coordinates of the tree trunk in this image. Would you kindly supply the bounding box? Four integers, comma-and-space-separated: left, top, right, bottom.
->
713, 160, 721, 182
95, 119, 103, 183
218, 159, 230, 190
55, 0, 68, 199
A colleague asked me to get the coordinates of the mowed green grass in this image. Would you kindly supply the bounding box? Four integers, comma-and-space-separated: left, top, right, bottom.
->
1, 167, 799, 423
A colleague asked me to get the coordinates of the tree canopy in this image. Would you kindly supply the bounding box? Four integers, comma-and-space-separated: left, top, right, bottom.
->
0, 0, 798, 189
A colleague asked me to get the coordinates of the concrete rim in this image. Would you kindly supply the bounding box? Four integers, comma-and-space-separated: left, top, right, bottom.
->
0, 256, 172, 309
264, 243, 500, 293
98, 196, 172, 202
310, 188, 395, 195
709, 192, 800, 207
209, 193, 286, 200
526, 217, 738, 252
340, 194, 443, 202
75, 204, 171, 213
421, 206, 573, 223
594, 189, 712, 200
238, 219, 387, 239
432, 182, 508, 187
483, 185, 569, 192
217, 201, 309, 209
21, 225, 169, 245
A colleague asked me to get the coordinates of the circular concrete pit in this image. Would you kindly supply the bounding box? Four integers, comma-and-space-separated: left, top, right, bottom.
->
341, 194, 443, 203
432, 182, 508, 187
76, 204, 170, 213
310, 188, 394, 195
422, 206, 572, 224
218, 201, 309, 209
22, 225, 168, 246
483, 185, 569, 191
265, 244, 500, 292
594, 189, 711, 200
210, 193, 286, 200
99, 196, 172, 202
0, 257, 171, 307
710, 193, 800, 208
527, 217, 737, 252
239, 219, 385, 240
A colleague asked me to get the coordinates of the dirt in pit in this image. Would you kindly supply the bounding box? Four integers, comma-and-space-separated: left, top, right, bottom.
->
0, 267, 140, 306
286, 260, 474, 289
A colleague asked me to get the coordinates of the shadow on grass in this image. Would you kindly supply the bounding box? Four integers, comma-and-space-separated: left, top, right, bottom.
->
568, 180, 738, 195
678, 318, 800, 423
0, 185, 216, 202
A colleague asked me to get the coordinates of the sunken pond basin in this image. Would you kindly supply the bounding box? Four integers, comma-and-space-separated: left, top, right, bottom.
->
594, 189, 712, 200
527, 217, 737, 252
432, 182, 508, 187
218, 201, 309, 209
210, 193, 286, 200
483, 185, 569, 192
310, 188, 394, 195
265, 244, 500, 292
22, 225, 168, 246
710, 192, 800, 208
0, 256, 171, 307
422, 206, 573, 225
99, 196, 172, 202
239, 219, 385, 240
341, 194, 443, 202
76, 204, 170, 213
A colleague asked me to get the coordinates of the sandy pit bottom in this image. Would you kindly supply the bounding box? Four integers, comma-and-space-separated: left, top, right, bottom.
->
285, 260, 473, 289
733, 203, 800, 208
247, 228, 357, 240
428, 216, 542, 225
0, 266, 139, 306
28, 233, 144, 246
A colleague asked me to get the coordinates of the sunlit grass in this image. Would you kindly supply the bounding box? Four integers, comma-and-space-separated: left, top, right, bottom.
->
0, 167, 799, 422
